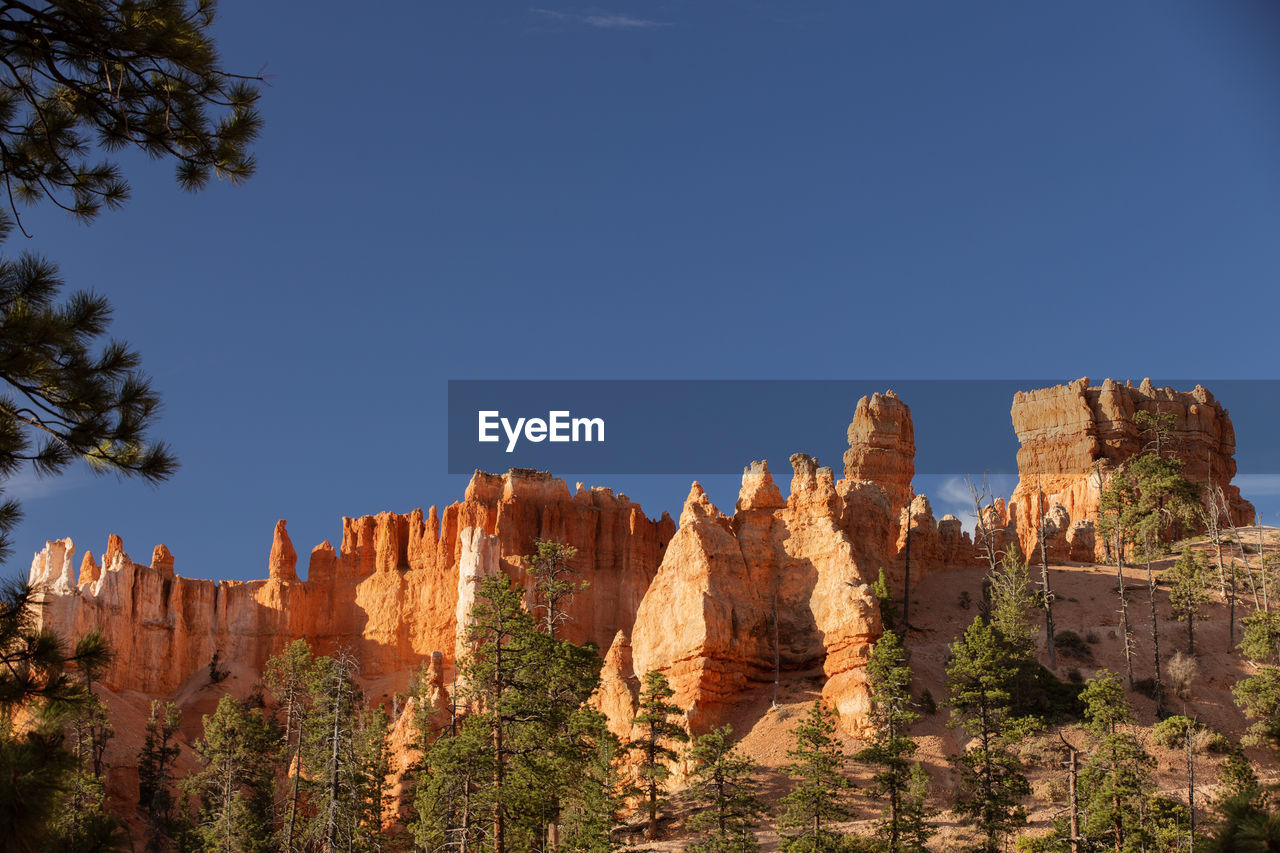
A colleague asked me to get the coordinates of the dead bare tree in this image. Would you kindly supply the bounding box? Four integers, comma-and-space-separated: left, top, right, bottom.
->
1099, 464, 1137, 688
1058, 730, 1082, 853
1142, 529, 1164, 715
1038, 476, 1056, 668
967, 475, 1001, 574
1259, 513, 1268, 613
1201, 482, 1234, 649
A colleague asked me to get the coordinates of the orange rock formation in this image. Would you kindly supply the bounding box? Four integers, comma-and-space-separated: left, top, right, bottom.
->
1007, 377, 1255, 560
29, 381, 1254, 744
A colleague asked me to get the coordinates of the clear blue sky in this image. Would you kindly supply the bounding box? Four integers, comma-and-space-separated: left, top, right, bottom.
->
10, 2, 1280, 580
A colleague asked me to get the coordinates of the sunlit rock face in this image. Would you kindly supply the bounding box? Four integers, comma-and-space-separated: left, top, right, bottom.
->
1008, 378, 1254, 559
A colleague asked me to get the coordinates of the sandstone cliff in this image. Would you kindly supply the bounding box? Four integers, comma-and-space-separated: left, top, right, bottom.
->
1007, 378, 1255, 560
28, 470, 675, 697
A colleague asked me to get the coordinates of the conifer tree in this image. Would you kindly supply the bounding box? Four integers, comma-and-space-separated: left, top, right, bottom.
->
137, 700, 183, 853
42, 691, 122, 851
1079, 669, 1129, 737
0, 598, 115, 851
262, 639, 327, 853
685, 725, 767, 853
630, 669, 688, 840
527, 539, 583, 640
297, 653, 389, 853
899, 762, 934, 853
778, 700, 849, 853
0, 0, 263, 230
182, 693, 280, 853
1076, 674, 1157, 853
1234, 609, 1280, 755
855, 629, 928, 853
945, 616, 1032, 853
1169, 549, 1212, 654
411, 713, 493, 853
0, 226, 180, 563
458, 573, 602, 853
1098, 466, 1138, 687
558, 710, 632, 853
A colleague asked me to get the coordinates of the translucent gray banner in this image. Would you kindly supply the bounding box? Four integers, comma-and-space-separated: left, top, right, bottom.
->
447, 379, 1280, 476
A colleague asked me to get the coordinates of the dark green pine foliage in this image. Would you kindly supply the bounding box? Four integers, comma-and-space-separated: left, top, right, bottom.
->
526, 538, 583, 639
0, 0, 262, 226
137, 700, 183, 853
261, 639, 328, 853
855, 629, 931, 853
1167, 549, 1212, 654
945, 616, 1032, 853
1234, 609, 1280, 755
0, 581, 114, 851
685, 725, 768, 853
630, 669, 688, 840
297, 653, 389, 853
41, 691, 124, 851
899, 762, 934, 853
181, 693, 280, 853
457, 573, 602, 853
411, 712, 493, 853
1079, 669, 1130, 737
778, 700, 850, 853
1071, 669, 1166, 853
557, 709, 632, 853
0, 230, 179, 560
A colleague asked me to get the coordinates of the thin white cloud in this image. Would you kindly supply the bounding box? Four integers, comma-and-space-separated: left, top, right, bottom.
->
1236, 474, 1280, 497
0, 468, 88, 502
531, 8, 670, 29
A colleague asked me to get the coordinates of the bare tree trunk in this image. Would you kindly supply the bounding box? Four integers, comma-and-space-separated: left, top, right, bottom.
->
1146, 532, 1163, 716
1260, 517, 1268, 613
1060, 732, 1081, 853
325, 677, 343, 853
903, 510, 912, 630
1187, 717, 1196, 851
1039, 478, 1056, 668
1116, 525, 1134, 688
771, 588, 780, 708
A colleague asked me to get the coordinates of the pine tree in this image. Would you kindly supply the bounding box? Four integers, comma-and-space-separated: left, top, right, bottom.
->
630, 669, 688, 840
1168, 549, 1212, 654
458, 573, 602, 853
1076, 675, 1156, 852
411, 712, 493, 853
899, 762, 934, 853
945, 616, 1032, 853
1079, 669, 1129, 737
527, 539, 583, 640
42, 692, 123, 851
1098, 466, 1138, 687
295, 652, 388, 853
685, 725, 767, 853
778, 701, 849, 853
558, 710, 632, 853
262, 639, 328, 853
0, 592, 115, 851
137, 700, 183, 853
855, 629, 927, 853
0, 228, 179, 562
182, 693, 280, 853
1234, 608, 1280, 756
988, 551, 1038, 660
0, 0, 262, 230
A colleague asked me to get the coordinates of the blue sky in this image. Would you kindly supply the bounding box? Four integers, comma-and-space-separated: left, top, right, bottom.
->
9, 2, 1280, 580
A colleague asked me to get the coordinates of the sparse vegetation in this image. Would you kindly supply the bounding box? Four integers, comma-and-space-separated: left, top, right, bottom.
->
1052, 630, 1092, 661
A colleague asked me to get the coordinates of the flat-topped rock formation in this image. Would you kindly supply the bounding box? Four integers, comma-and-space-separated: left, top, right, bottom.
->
1007, 377, 1255, 560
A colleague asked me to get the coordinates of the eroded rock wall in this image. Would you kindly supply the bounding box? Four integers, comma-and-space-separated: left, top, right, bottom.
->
1008, 377, 1255, 559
